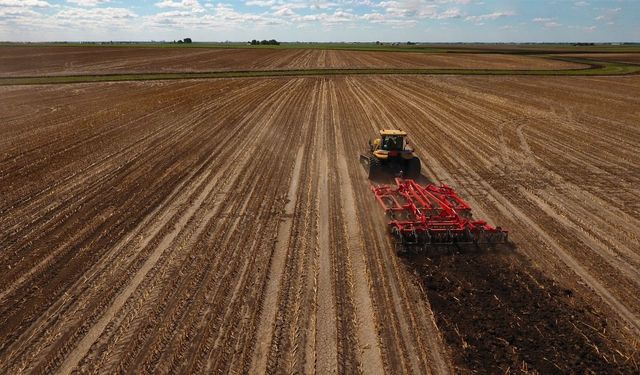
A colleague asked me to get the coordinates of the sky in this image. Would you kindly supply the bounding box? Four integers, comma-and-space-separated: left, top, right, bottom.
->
0, 0, 638, 42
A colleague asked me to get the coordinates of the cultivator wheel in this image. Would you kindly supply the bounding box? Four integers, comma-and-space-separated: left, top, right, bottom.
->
372, 178, 509, 253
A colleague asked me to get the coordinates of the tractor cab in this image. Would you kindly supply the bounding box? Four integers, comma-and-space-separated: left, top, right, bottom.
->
380, 130, 406, 151
371, 129, 411, 155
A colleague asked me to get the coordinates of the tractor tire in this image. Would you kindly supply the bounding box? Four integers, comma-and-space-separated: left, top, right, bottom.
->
368, 157, 382, 179
406, 157, 421, 178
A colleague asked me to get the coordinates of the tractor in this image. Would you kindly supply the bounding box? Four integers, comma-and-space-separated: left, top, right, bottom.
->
362, 130, 509, 253
360, 129, 421, 179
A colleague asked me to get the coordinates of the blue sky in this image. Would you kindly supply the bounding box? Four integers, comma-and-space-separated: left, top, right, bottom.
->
0, 0, 638, 42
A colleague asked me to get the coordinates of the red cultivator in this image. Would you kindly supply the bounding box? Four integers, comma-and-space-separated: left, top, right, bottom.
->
372, 178, 508, 253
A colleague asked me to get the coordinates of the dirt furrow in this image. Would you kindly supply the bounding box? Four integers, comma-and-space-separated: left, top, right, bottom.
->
0, 46, 584, 77
315, 79, 339, 374
330, 80, 385, 375
341, 77, 453, 374
2, 74, 638, 374
92, 78, 310, 374
263, 82, 322, 375
0, 79, 281, 342
247, 145, 305, 373
57, 79, 306, 373
0, 79, 299, 373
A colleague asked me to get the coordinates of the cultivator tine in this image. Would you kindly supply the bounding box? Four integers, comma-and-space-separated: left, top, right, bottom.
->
372, 178, 508, 251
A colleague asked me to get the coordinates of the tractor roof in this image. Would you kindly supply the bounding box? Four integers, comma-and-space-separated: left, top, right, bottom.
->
380, 129, 407, 136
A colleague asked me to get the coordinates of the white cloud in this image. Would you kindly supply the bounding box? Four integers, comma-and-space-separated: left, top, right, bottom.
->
375, 1, 463, 20
382, 19, 417, 28
0, 0, 51, 7
568, 24, 597, 33
155, 0, 204, 13
532, 17, 561, 28
57, 6, 137, 23
288, 8, 359, 27
310, 2, 338, 10
0, 0, 630, 42
595, 7, 620, 22
146, 2, 286, 29
273, 6, 295, 16
430, 0, 470, 3
361, 12, 384, 21
245, 0, 277, 6
66, 0, 110, 6
360, 11, 415, 27
436, 8, 462, 19
246, 0, 318, 12
324, 10, 355, 23
465, 11, 514, 22
6, 6, 137, 32
356, 3, 461, 27
0, 6, 39, 17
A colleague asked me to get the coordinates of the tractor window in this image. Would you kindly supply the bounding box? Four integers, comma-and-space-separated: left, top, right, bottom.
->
381, 135, 404, 151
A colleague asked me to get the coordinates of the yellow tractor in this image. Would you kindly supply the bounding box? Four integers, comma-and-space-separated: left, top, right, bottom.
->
360, 129, 421, 179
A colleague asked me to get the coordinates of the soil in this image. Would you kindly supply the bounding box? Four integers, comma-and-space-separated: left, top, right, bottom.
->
561, 53, 640, 65
0, 46, 585, 77
0, 72, 638, 373
407, 249, 638, 374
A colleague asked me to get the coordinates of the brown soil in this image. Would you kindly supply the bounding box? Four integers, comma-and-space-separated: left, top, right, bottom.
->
562, 53, 640, 65
0, 74, 638, 373
409, 250, 636, 374
0, 46, 585, 77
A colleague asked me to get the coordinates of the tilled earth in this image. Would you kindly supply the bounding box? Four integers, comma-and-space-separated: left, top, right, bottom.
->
1, 74, 639, 374
408, 249, 637, 374
0, 46, 585, 77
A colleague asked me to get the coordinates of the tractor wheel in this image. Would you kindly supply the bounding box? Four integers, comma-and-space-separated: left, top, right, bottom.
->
368, 156, 382, 179
406, 157, 421, 178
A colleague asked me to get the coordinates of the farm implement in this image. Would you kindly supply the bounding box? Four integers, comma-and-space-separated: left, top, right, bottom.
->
372, 178, 508, 253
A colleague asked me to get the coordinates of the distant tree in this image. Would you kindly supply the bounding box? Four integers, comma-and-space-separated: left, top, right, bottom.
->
251, 39, 279, 45
177, 40, 183, 44
183, 38, 192, 43
375, 41, 380, 45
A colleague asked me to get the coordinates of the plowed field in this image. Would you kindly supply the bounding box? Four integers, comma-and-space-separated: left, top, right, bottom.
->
0, 46, 584, 77
563, 53, 640, 65
1, 75, 639, 374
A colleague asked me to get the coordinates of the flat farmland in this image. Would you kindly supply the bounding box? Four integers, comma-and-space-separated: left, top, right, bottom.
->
0, 46, 585, 77
1, 75, 639, 374
563, 53, 640, 65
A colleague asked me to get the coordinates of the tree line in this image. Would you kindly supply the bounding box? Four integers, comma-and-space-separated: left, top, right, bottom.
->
249, 39, 280, 45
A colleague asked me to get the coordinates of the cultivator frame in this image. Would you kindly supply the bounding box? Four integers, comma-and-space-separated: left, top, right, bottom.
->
372, 178, 508, 253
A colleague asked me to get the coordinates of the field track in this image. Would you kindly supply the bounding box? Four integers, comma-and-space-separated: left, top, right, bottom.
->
1, 75, 639, 373
0, 46, 585, 77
